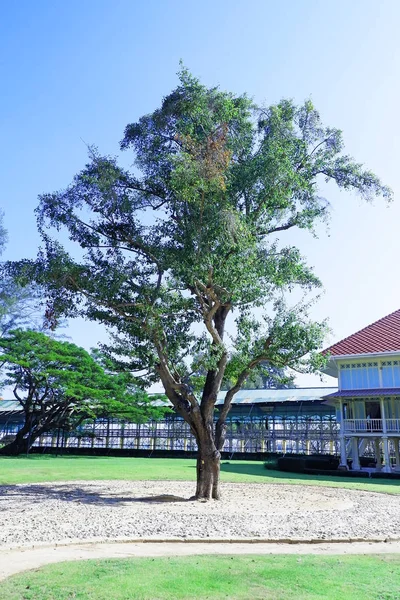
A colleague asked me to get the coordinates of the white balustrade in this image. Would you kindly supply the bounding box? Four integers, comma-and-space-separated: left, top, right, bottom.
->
343, 419, 382, 432
343, 418, 400, 433
386, 419, 400, 432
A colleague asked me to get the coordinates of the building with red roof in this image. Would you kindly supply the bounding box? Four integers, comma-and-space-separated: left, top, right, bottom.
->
324, 308, 400, 356
322, 310, 400, 473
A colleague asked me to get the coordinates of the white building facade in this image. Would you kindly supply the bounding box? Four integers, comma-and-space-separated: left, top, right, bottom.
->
323, 309, 400, 473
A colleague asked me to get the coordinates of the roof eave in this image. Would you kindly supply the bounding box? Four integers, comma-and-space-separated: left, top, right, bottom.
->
321, 350, 400, 378
329, 349, 400, 360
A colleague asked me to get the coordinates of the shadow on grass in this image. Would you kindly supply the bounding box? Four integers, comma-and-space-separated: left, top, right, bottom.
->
0, 484, 192, 505
219, 461, 400, 490
0, 455, 106, 460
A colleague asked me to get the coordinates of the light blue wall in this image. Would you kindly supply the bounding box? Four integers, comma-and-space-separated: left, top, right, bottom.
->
382, 361, 400, 387
340, 362, 380, 390
339, 359, 400, 390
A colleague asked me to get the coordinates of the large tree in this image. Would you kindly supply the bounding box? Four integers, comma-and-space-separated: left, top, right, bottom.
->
11, 69, 391, 498
0, 279, 44, 337
0, 211, 45, 336
0, 330, 163, 455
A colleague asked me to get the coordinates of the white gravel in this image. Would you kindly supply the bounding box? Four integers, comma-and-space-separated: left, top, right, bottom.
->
1, 480, 400, 548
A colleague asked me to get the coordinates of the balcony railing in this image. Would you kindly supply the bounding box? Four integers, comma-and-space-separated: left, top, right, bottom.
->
343, 419, 400, 433
387, 419, 400, 432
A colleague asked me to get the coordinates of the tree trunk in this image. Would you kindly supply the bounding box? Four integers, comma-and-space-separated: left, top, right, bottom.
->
195, 440, 221, 500
0, 425, 36, 456
215, 419, 226, 453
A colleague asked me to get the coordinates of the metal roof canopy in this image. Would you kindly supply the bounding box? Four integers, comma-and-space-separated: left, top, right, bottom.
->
215, 387, 337, 405
0, 387, 338, 416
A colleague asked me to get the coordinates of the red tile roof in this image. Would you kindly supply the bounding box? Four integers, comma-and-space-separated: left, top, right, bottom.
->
323, 309, 400, 356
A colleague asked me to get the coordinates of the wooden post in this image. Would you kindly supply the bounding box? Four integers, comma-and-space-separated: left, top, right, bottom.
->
105, 419, 110, 449
338, 399, 347, 468
380, 397, 388, 435
382, 437, 391, 472
374, 439, 382, 470
228, 418, 233, 453
379, 397, 391, 472
136, 424, 141, 450
152, 423, 157, 451
393, 439, 400, 469
91, 420, 95, 449
340, 436, 347, 468
120, 422, 125, 450
352, 437, 360, 470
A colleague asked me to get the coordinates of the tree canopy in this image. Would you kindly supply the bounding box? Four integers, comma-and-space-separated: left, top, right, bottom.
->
10, 68, 391, 497
223, 362, 295, 390
0, 211, 45, 336
0, 329, 164, 455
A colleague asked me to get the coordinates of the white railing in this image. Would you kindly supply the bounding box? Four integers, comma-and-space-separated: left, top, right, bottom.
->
343, 419, 382, 432
343, 419, 400, 433
386, 419, 400, 432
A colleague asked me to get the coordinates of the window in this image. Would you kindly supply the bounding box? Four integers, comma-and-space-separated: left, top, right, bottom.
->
340, 362, 380, 390
381, 361, 400, 388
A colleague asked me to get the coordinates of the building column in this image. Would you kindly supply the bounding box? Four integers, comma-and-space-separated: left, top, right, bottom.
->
382, 437, 391, 473
120, 422, 125, 450
338, 398, 348, 468
380, 397, 387, 434
338, 398, 344, 430
394, 439, 400, 469
306, 440, 311, 455
295, 416, 299, 453
339, 435, 347, 468
351, 436, 360, 470
374, 439, 382, 471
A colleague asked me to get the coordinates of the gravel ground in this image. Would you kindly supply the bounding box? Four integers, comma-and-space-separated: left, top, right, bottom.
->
1, 480, 400, 548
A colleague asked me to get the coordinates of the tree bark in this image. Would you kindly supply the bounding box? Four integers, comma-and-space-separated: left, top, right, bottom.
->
215, 419, 227, 452
195, 437, 221, 500
0, 424, 35, 456
0, 410, 58, 456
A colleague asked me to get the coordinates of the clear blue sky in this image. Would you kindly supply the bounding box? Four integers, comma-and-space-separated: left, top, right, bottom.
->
1, 0, 399, 387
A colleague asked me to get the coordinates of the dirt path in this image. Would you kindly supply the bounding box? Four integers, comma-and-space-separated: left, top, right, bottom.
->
2, 539, 400, 581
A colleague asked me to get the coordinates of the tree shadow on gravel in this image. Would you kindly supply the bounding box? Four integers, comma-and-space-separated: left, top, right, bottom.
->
0, 484, 192, 505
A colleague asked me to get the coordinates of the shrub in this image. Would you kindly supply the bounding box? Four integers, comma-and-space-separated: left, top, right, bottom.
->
277, 455, 339, 473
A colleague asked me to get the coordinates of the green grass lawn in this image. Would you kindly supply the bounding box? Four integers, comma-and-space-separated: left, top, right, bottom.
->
1, 554, 400, 600
1, 455, 400, 494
